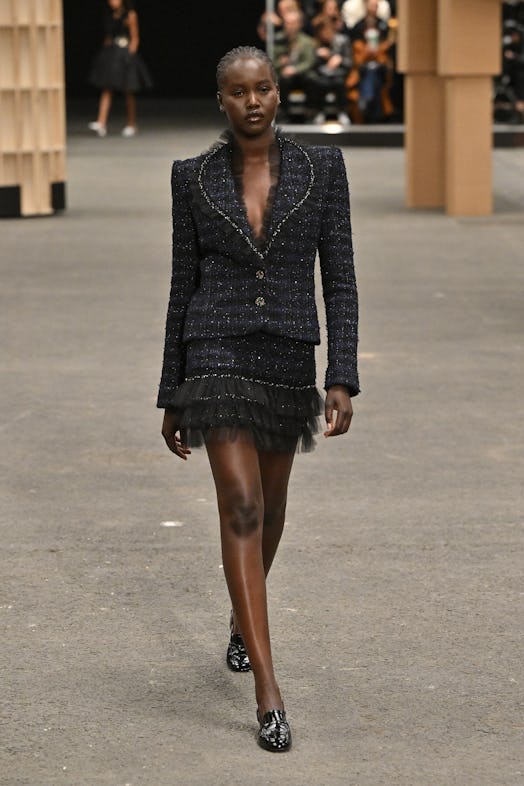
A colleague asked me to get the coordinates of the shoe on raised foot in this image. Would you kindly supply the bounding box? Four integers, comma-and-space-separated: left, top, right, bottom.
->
121, 125, 137, 137
257, 708, 292, 752
226, 610, 251, 672
313, 112, 326, 125
88, 121, 107, 137
338, 112, 351, 126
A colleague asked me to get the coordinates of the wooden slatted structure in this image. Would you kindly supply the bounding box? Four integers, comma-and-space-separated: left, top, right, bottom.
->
0, 0, 66, 217
398, 0, 502, 215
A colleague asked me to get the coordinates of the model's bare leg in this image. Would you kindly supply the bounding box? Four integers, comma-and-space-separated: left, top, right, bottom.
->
229, 448, 295, 626
97, 89, 113, 127
259, 449, 295, 576
125, 91, 137, 128
206, 436, 284, 715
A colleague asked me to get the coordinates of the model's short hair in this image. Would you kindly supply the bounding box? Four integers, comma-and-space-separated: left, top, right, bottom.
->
216, 46, 278, 90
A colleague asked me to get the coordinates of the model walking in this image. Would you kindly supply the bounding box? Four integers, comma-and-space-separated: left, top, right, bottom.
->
158, 46, 359, 751
88, 0, 152, 137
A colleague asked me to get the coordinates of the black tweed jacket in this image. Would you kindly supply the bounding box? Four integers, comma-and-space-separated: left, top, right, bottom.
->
158, 133, 359, 405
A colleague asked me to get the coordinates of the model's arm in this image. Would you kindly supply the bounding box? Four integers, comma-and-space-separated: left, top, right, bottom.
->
127, 9, 139, 54
157, 161, 199, 409
318, 147, 360, 397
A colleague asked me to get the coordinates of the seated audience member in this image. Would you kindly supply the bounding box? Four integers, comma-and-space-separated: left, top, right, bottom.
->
256, 0, 301, 44
257, 11, 283, 43
504, 21, 524, 118
345, 0, 395, 122
382, 3, 402, 119
301, 0, 319, 26
278, 0, 302, 21
273, 9, 317, 120
312, 0, 346, 34
310, 17, 352, 123
341, 0, 391, 31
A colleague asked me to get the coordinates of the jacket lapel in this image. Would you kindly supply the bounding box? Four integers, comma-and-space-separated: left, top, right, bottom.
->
197, 143, 253, 238
196, 135, 315, 261
267, 137, 315, 248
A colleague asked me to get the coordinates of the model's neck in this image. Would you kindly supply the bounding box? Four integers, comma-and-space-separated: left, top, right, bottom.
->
231, 128, 276, 159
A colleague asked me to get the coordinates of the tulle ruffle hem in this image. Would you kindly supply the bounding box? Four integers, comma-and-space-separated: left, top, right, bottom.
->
169, 375, 324, 453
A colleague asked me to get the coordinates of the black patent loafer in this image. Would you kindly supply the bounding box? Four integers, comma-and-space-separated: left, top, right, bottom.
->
227, 611, 251, 672
257, 708, 292, 752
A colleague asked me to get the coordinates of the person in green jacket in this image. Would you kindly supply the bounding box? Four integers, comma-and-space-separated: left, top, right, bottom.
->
273, 9, 316, 120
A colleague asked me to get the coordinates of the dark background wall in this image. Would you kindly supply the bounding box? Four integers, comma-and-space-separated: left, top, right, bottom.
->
63, 0, 265, 98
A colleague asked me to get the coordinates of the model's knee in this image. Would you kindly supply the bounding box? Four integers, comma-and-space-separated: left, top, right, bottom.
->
222, 495, 262, 537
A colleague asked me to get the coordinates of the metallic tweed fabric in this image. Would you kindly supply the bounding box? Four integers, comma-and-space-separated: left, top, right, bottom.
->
170, 332, 323, 452
157, 130, 359, 449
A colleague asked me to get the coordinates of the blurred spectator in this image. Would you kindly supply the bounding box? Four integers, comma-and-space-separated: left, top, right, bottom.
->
257, 11, 282, 44
345, 0, 395, 122
503, 18, 524, 118
278, 0, 302, 20
301, 0, 320, 24
273, 10, 317, 120
341, 0, 391, 30
494, 2, 524, 121
384, 4, 403, 120
503, 0, 524, 25
257, 0, 301, 44
310, 16, 352, 123
311, 0, 346, 34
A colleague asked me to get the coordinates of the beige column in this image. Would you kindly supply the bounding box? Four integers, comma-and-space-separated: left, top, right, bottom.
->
0, 0, 67, 217
438, 0, 502, 216
444, 77, 493, 215
398, 0, 503, 215
398, 0, 445, 208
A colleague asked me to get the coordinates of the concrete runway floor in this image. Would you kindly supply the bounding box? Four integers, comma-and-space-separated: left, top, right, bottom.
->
1, 102, 524, 785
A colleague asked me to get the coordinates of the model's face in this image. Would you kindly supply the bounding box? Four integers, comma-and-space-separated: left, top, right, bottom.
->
108, 0, 123, 11
218, 58, 279, 137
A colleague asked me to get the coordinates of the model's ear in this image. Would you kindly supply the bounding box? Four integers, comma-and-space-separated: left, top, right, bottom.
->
217, 92, 225, 111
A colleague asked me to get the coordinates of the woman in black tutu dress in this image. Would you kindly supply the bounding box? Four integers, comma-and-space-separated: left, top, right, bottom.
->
88, 0, 152, 137
158, 46, 359, 752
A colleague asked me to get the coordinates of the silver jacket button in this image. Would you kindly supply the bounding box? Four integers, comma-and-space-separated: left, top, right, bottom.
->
255, 296, 266, 307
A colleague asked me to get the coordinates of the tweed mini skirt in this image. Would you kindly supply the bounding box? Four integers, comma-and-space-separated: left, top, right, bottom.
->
170, 332, 323, 453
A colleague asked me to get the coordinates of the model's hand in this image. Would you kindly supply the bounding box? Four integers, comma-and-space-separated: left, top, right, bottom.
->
162, 409, 191, 460
324, 385, 353, 437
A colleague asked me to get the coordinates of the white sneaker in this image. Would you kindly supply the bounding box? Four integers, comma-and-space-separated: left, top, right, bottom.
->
338, 112, 351, 126
121, 126, 137, 137
88, 121, 107, 137
313, 112, 326, 125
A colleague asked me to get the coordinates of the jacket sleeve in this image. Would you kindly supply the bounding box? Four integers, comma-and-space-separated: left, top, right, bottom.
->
157, 161, 200, 407
318, 147, 360, 396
